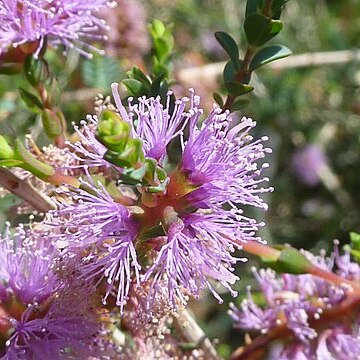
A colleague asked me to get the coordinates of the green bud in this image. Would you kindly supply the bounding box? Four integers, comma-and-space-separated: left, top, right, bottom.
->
0, 135, 14, 160
96, 110, 131, 153
41, 109, 65, 139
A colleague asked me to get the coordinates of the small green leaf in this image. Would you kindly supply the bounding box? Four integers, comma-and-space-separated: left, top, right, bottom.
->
213, 92, 224, 107
214, 32, 239, 62
150, 73, 166, 97
24, 55, 49, 86
0, 135, 14, 160
224, 82, 254, 96
147, 178, 170, 193
14, 139, 54, 180
0, 159, 23, 167
223, 59, 241, 83
244, 14, 283, 46
18, 87, 44, 112
127, 66, 151, 85
245, 0, 260, 17
122, 79, 147, 97
277, 247, 311, 274
150, 19, 166, 38
249, 44, 292, 71
231, 98, 250, 111
96, 110, 131, 153
41, 109, 64, 139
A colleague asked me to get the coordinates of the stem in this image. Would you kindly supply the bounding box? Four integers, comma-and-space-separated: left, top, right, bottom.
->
232, 239, 280, 261
308, 264, 357, 288
262, 0, 273, 18
47, 172, 80, 187
232, 239, 357, 289
223, 47, 256, 111
0, 167, 55, 212
173, 308, 220, 359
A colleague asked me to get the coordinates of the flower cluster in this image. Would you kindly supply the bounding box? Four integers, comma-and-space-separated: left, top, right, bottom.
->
229, 247, 360, 359
0, 225, 112, 359
49, 84, 272, 312
0, 0, 114, 58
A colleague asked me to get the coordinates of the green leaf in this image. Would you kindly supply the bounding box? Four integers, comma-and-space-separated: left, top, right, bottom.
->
277, 247, 311, 274
0, 135, 14, 160
0, 159, 23, 167
214, 32, 239, 62
224, 82, 254, 96
147, 178, 170, 193
41, 109, 64, 139
249, 44, 292, 71
150, 73, 166, 97
127, 66, 151, 86
96, 110, 131, 153
244, 14, 283, 47
24, 55, 49, 86
150, 19, 166, 38
122, 79, 147, 97
14, 139, 54, 180
18, 88, 44, 112
223, 59, 241, 83
231, 98, 250, 111
245, 0, 259, 17
213, 92, 224, 107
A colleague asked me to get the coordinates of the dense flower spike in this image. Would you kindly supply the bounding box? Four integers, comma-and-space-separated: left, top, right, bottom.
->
54, 88, 271, 312
229, 248, 360, 359
0, 0, 114, 58
181, 104, 272, 212
0, 226, 109, 359
0, 225, 59, 304
49, 176, 141, 313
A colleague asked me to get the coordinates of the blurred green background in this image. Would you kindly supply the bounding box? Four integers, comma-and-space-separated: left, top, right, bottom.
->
1, 0, 360, 357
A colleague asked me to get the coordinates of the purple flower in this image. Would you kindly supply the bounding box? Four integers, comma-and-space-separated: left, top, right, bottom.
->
112, 83, 189, 163
65, 115, 110, 170
0, 226, 108, 359
0, 0, 114, 58
230, 247, 360, 358
143, 215, 243, 309
291, 144, 328, 187
49, 176, 140, 313
51, 88, 271, 311
180, 104, 272, 214
0, 225, 59, 304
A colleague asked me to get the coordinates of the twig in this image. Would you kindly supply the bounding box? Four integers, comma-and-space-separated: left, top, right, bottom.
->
173, 308, 220, 359
177, 49, 360, 86
0, 167, 55, 213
